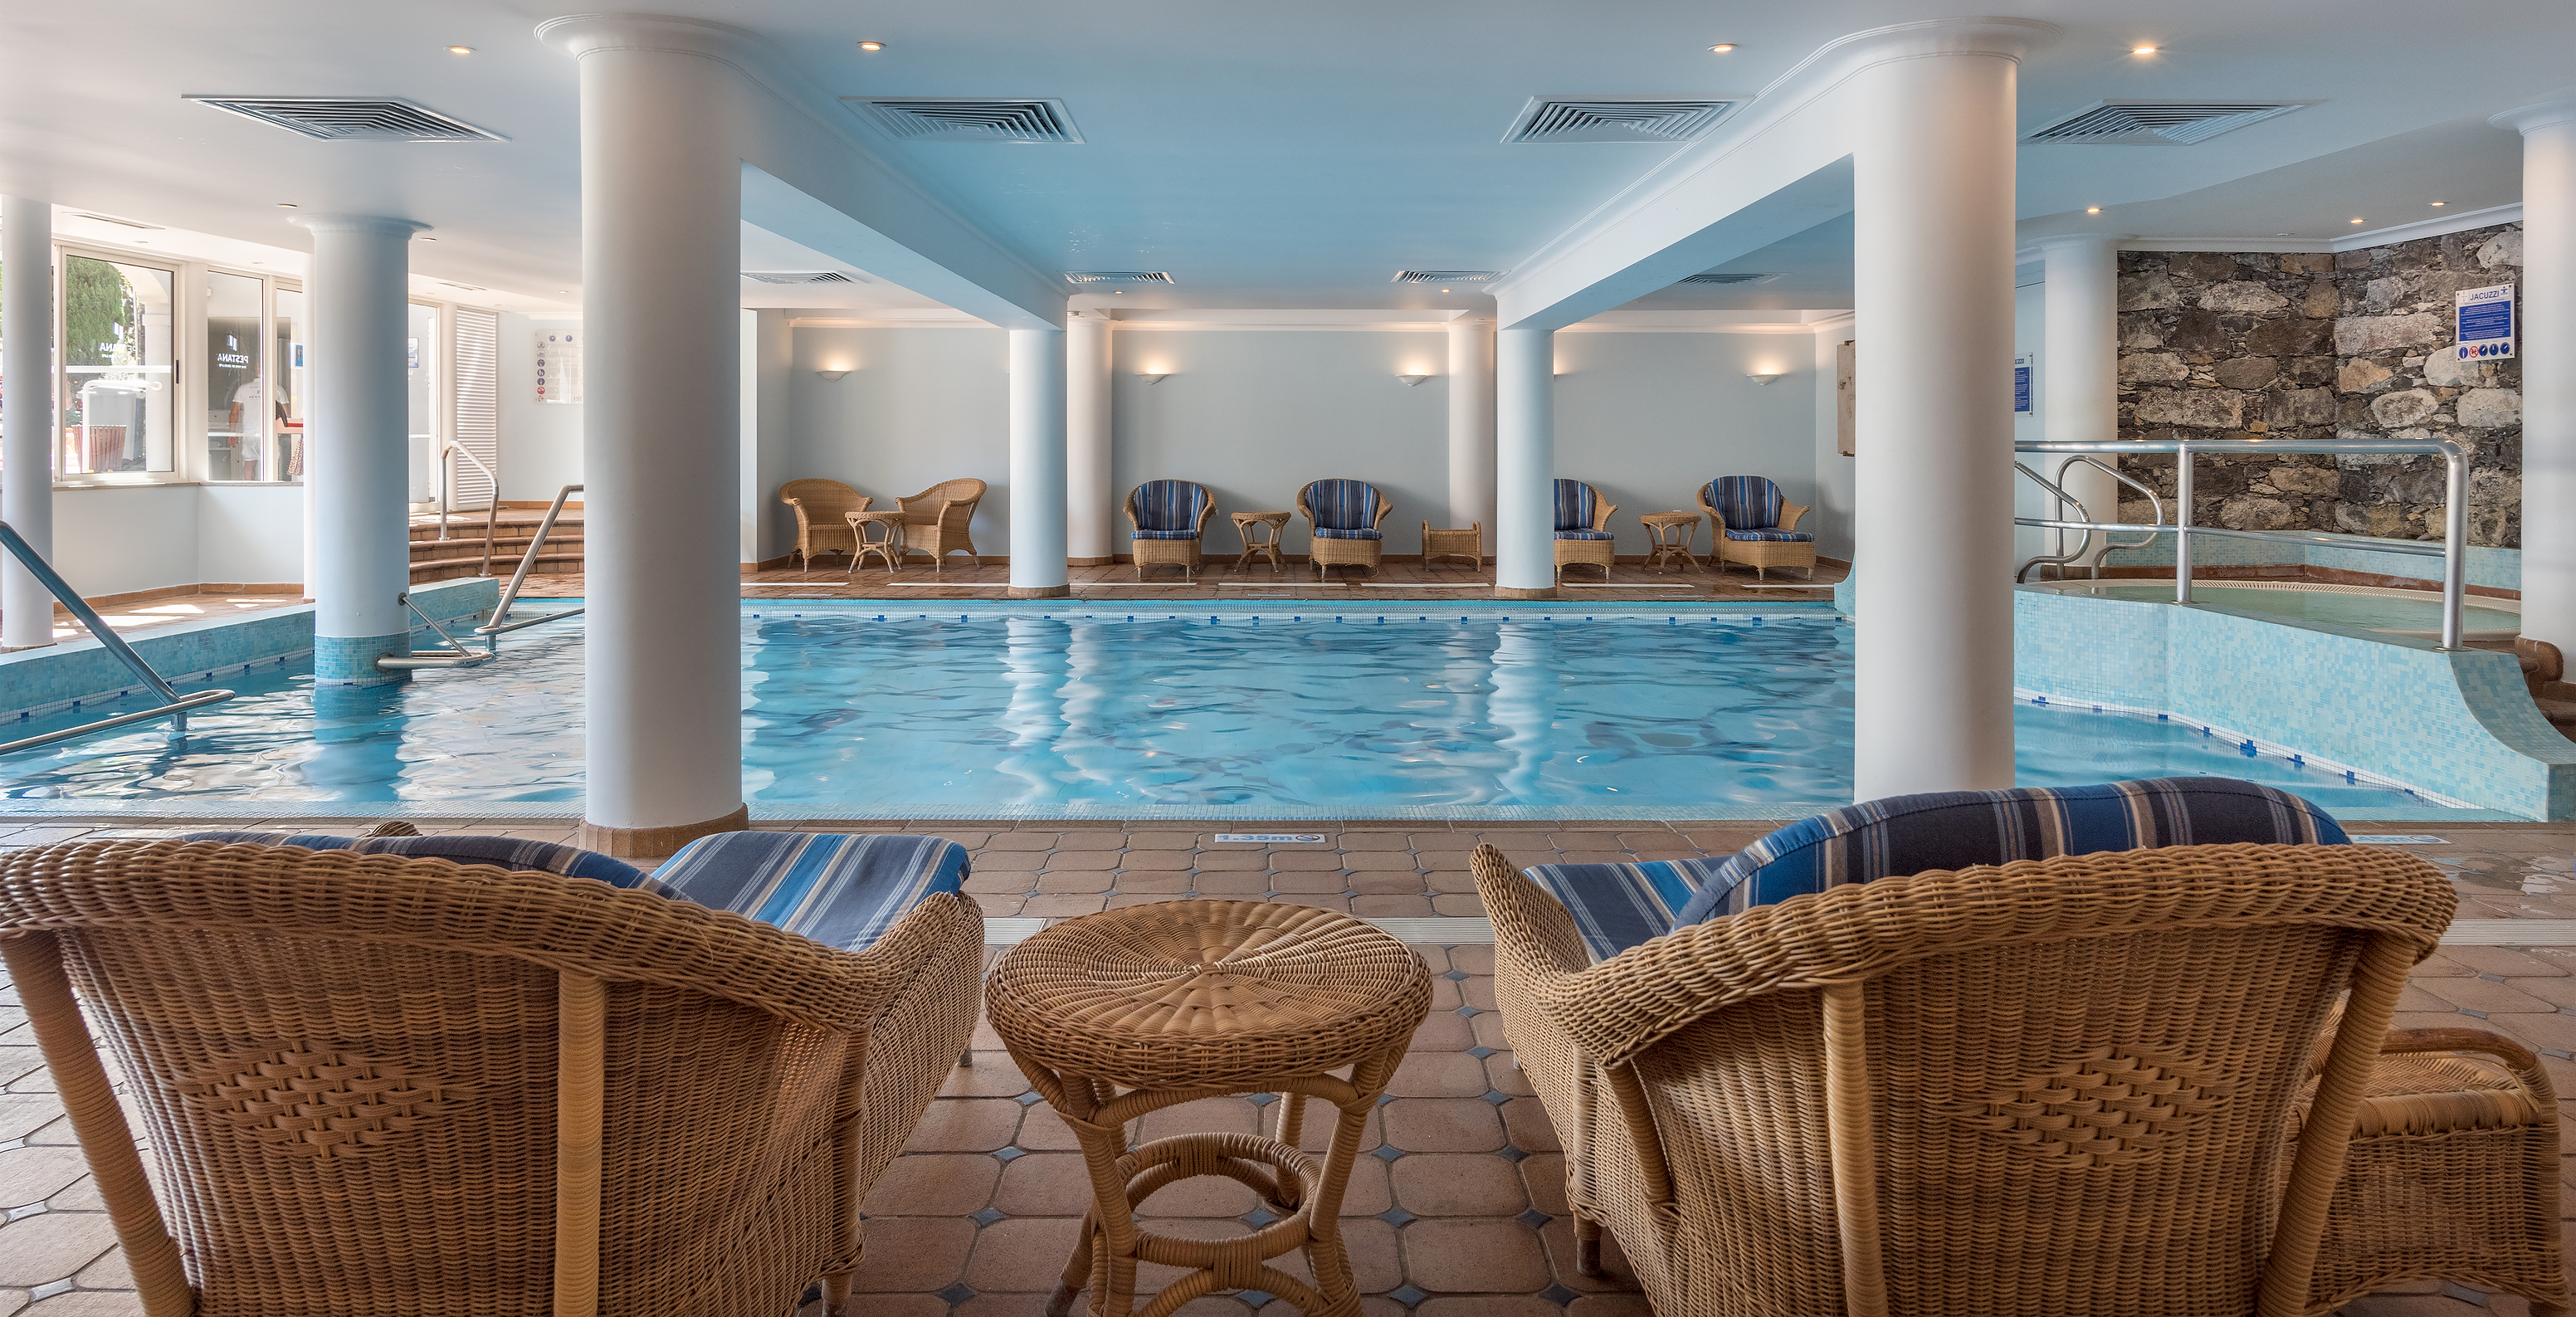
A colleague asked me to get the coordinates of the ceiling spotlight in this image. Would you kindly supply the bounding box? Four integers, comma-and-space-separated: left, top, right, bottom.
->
2130, 45, 2158, 55
2350, 217, 2365, 224
1136, 372, 1170, 384
1709, 42, 1737, 52
2086, 207, 2102, 214
2430, 200, 2447, 207
856, 40, 886, 51
816, 369, 851, 382
447, 45, 475, 55
1397, 374, 1430, 387
1748, 373, 1782, 386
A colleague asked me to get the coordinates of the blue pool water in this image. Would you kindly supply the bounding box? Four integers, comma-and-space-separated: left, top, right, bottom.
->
0, 606, 2438, 816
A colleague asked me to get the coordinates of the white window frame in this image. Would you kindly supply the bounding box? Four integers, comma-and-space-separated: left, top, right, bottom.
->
51, 238, 188, 489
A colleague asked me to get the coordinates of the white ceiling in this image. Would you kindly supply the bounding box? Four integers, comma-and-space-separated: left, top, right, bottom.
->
2, 0, 2570, 320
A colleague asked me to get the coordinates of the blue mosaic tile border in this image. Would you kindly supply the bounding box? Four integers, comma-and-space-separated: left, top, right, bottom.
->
2104, 534, 2519, 593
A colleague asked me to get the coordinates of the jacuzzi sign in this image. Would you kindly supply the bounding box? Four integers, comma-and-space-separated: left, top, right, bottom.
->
2456, 284, 2515, 360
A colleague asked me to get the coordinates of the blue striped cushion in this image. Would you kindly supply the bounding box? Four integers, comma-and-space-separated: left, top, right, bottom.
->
1554, 530, 1616, 541
1305, 479, 1382, 532
1314, 527, 1384, 540
651, 832, 968, 953
1705, 476, 1783, 532
1552, 480, 1597, 533
1132, 529, 1203, 540
1132, 480, 1209, 534
179, 832, 649, 888
1723, 529, 1813, 543
1526, 857, 1725, 963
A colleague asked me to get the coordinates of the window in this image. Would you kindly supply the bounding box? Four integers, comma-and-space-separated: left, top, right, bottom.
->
61, 255, 176, 474
273, 285, 305, 480
203, 270, 264, 480
407, 301, 437, 505
451, 307, 498, 510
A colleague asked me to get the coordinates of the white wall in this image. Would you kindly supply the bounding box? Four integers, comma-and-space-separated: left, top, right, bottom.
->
2009, 271, 2051, 567
1809, 326, 1855, 561
198, 485, 305, 584
742, 309, 793, 564
1553, 332, 1818, 557
48, 485, 201, 598
788, 327, 1012, 554
497, 313, 583, 503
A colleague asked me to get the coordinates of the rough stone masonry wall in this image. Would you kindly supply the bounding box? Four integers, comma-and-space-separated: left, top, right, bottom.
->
2113, 223, 2525, 549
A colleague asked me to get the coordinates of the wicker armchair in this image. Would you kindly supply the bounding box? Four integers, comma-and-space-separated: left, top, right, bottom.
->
1125, 479, 1217, 580
780, 478, 872, 576
1297, 478, 1393, 580
0, 839, 984, 1317
1699, 476, 1814, 580
895, 477, 988, 572
1552, 479, 1618, 580
1473, 840, 2457, 1317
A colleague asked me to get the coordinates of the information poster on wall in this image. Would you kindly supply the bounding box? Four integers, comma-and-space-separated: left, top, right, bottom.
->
534, 331, 583, 403
2456, 284, 2515, 361
2013, 354, 2036, 414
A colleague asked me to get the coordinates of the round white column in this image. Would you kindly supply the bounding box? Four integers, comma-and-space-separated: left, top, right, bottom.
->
1850, 27, 2040, 799
543, 16, 747, 854
1066, 313, 1114, 564
2, 197, 54, 650
1447, 318, 1495, 538
2037, 235, 2123, 568
1494, 325, 1555, 598
295, 214, 425, 684
2499, 99, 2576, 660
1010, 326, 1070, 598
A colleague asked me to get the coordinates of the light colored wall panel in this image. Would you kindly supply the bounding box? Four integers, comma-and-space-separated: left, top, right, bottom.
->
197, 485, 305, 584
1551, 331, 1818, 558
496, 313, 585, 503
788, 327, 1012, 554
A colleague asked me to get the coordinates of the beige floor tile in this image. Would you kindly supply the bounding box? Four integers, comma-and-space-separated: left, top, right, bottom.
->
0, 1211, 119, 1286
1383, 1099, 1506, 1153
908, 1099, 1023, 1154
865, 1154, 1002, 1217
850, 1217, 977, 1292
963, 1217, 1086, 1294
1399, 1217, 1552, 1293
1391, 1154, 1530, 1216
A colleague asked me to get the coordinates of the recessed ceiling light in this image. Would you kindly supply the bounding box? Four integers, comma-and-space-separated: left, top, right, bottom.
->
1708, 42, 1737, 53
856, 40, 886, 51
2086, 207, 2102, 214
2275, 232, 2291, 237
2350, 217, 2365, 224
1441, 288, 1451, 293
276, 202, 298, 208
447, 45, 474, 55
2430, 200, 2447, 207
2130, 45, 2159, 55
419, 236, 437, 241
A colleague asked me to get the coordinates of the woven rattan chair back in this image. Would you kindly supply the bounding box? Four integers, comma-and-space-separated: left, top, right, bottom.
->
0, 839, 984, 1317
1473, 841, 2455, 1317
779, 478, 871, 573
896, 477, 988, 569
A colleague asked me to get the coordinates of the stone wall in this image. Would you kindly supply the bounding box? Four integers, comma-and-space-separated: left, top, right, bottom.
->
2112, 223, 2525, 548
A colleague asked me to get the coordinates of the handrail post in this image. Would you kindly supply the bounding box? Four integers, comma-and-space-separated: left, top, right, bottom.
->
2174, 443, 2194, 606
2442, 442, 2467, 651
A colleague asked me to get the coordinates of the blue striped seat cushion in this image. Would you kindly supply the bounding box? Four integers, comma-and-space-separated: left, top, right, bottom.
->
1705, 476, 1783, 532
1132, 529, 1203, 540
1552, 480, 1598, 533
1313, 527, 1384, 540
1723, 529, 1813, 543
651, 832, 968, 953
1554, 530, 1616, 541
1527, 777, 2347, 963
1305, 479, 1383, 532
180, 832, 648, 888
1132, 480, 1210, 534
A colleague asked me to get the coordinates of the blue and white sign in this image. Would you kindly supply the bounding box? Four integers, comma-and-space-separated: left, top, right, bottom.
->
2456, 284, 2515, 361
2013, 354, 2036, 414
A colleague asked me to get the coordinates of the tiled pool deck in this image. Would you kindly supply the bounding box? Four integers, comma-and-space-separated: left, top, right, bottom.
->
4, 817, 2574, 1315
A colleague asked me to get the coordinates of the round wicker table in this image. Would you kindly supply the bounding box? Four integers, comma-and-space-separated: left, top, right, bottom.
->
987, 900, 1432, 1317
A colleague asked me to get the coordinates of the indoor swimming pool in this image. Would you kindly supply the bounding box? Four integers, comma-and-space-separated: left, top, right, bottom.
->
0, 604, 2442, 817
2034, 581, 2522, 634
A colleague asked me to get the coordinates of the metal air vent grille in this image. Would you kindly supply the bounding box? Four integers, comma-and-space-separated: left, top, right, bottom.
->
2025, 100, 2314, 145
1065, 271, 1173, 284
1506, 97, 1737, 144
1679, 271, 1779, 285
743, 271, 858, 285
854, 98, 1083, 144
1393, 271, 1502, 284
183, 95, 505, 142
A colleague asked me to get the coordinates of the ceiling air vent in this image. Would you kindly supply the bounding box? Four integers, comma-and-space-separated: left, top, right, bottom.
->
1065, 271, 1173, 285
2025, 100, 2315, 145
1393, 270, 1502, 284
743, 271, 858, 285
1505, 96, 1738, 144
1679, 271, 1778, 285
71, 212, 164, 232
183, 95, 505, 142
853, 98, 1083, 144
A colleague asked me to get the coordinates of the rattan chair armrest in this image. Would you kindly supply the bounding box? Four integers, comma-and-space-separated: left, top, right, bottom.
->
1194, 497, 1218, 534
836, 891, 987, 1235
1372, 496, 1393, 529
1778, 501, 1808, 533
2378, 1026, 2560, 1104
1468, 845, 1593, 980
1593, 500, 1619, 531
1697, 493, 1725, 534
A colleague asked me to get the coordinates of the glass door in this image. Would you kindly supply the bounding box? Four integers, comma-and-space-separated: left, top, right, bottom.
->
60, 254, 176, 474
202, 270, 263, 480
272, 284, 305, 480
407, 302, 438, 508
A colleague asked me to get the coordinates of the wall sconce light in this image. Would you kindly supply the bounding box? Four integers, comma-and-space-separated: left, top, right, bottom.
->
1136, 373, 1170, 384
1747, 373, 1782, 386
816, 369, 851, 382
1396, 374, 1430, 387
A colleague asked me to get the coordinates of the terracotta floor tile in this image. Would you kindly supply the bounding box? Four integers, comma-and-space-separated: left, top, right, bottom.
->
1567, 1293, 1657, 1315
1193, 872, 1272, 895
1418, 1299, 1562, 1317
977, 895, 1029, 916
1353, 895, 1437, 918
865, 1154, 1001, 1216
1125, 831, 1201, 849
1119, 850, 1197, 871
1042, 851, 1123, 873
1340, 832, 1415, 851
963, 1217, 1086, 1294
1448, 946, 1495, 975
1410, 1013, 1472, 1051
1338, 1154, 1393, 1217
2407, 954, 2479, 978
982, 833, 1057, 852
1194, 852, 1271, 871
1485, 1054, 1534, 1097
1546, 832, 1627, 850
2393, 984, 2462, 1013
1518, 1153, 1569, 1216
0, 1144, 92, 1207
2503, 976, 2576, 1011
2420, 977, 2558, 1014
1052, 832, 1129, 851
950, 1285, 1057, 1315
1460, 978, 1498, 1011
962, 871, 1038, 894
1500, 1098, 1562, 1152
1417, 853, 1476, 873
1105, 893, 1179, 910
1021, 895, 1110, 917
1430, 894, 1488, 917
1383, 1099, 1506, 1153
1271, 852, 1350, 872
1344, 853, 1423, 872
1388, 1052, 1494, 1099
993, 1153, 1097, 1216
1139, 1096, 1263, 1144
1271, 894, 1353, 912
1538, 1217, 1640, 1293
1390, 1153, 1530, 1216
2487, 1011, 2576, 1055
1015, 1105, 1084, 1151
1428, 980, 1461, 1011
1399, 1217, 1552, 1294
1035, 871, 1116, 894
2443, 948, 2571, 978
1554, 851, 1635, 866
973, 851, 1048, 872
909, 1099, 1023, 1154
939, 1053, 1034, 1098
1349, 874, 1430, 895
1271, 871, 1353, 894
847, 1217, 976, 1292
1114, 871, 1196, 893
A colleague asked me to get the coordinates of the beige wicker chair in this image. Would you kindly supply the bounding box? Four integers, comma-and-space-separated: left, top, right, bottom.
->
1551, 479, 1618, 580
780, 478, 872, 576
0, 839, 984, 1317
1473, 841, 2457, 1317
896, 477, 988, 572
1296, 478, 1393, 581
1124, 479, 1217, 581
1699, 476, 1814, 580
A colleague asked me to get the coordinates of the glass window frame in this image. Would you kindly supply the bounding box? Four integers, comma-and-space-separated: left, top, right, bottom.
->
51, 240, 184, 486
195, 266, 300, 487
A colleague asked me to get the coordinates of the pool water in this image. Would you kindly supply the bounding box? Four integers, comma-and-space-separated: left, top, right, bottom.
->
2057, 584, 2520, 634
0, 607, 2433, 815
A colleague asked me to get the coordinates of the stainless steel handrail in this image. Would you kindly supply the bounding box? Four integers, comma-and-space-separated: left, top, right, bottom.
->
2014, 437, 2470, 650
477, 483, 584, 638
378, 591, 497, 671
2013, 456, 2166, 583
0, 519, 234, 755
435, 441, 505, 577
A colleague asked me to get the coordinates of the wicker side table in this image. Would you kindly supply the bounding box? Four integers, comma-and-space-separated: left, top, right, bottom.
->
1232, 510, 1292, 575
1421, 522, 1483, 569
1638, 511, 1701, 573
846, 510, 908, 573
987, 900, 1432, 1317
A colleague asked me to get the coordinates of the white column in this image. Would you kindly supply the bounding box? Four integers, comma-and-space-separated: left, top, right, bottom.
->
1494, 325, 1554, 598
1066, 312, 1114, 564
2037, 235, 2122, 568
544, 16, 745, 853
2500, 98, 2576, 659
1447, 318, 1495, 537
295, 214, 425, 684
1850, 27, 2037, 799
2, 197, 53, 649
1009, 326, 1070, 598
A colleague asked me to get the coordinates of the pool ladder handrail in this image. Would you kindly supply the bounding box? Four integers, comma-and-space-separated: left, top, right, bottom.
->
2013, 436, 2470, 651
2013, 456, 2164, 583
434, 441, 505, 578
0, 519, 235, 755
377, 592, 497, 671
477, 483, 585, 641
